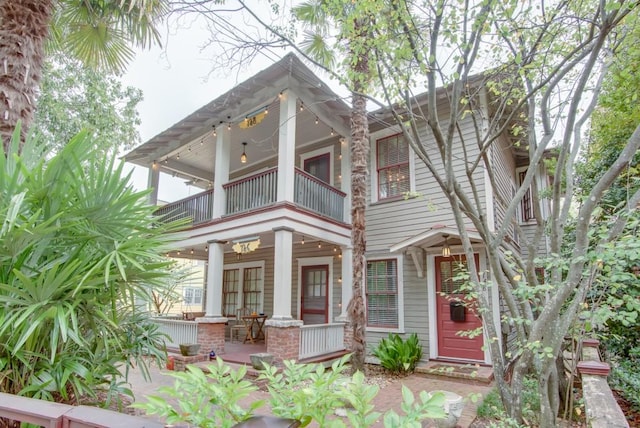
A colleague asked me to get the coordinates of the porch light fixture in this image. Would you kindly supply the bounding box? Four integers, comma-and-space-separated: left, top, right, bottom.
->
442, 234, 451, 257
212, 126, 217, 137
301, 235, 305, 245
240, 142, 248, 164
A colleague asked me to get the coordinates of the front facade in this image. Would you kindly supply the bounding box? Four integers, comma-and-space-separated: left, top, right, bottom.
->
125, 54, 541, 365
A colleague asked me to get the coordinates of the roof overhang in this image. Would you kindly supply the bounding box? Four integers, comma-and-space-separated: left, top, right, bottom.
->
389, 225, 483, 254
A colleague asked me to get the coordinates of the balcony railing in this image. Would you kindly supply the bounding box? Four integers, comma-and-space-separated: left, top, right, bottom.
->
294, 168, 345, 221
224, 168, 278, 215
155, 167, 346, 225
299, 323, 346, 359
154, 189, 213, 225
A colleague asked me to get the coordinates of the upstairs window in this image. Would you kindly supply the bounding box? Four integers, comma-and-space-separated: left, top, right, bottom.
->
377, 134, 410, 200
518, 169, 534, 222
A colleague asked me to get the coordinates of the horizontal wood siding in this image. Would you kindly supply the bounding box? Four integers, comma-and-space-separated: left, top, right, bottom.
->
367, 101, 486, 252
492, 134, 517, 245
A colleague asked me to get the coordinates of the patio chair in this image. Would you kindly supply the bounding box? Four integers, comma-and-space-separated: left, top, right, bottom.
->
230, 307, 251, 343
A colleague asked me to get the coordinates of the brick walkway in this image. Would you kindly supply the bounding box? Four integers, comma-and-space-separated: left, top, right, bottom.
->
125, 360, 493, 427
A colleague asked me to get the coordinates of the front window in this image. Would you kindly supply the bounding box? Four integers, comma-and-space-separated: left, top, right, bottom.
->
377, 134, 410, 200
223, 263, 264, 316
519, 169, 534, 222
222, 269, 239, 317
242, 267, 262, 314
366, 259, 399, 328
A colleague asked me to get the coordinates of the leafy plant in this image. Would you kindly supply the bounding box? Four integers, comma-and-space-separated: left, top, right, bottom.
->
372, 333, 423, 374
134, 355, 446, 427
609, 358, 640, 412
132, 358, 264, 428
0, 128, 178, 404
476, 378, 540, 427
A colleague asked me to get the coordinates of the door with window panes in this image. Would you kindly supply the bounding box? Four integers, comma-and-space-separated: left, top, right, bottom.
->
435, 255, 484, 361
301, 265, 328, 324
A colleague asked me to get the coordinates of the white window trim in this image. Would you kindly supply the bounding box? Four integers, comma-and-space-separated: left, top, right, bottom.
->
365, 254, 405, 333
515, 166, 536, 225
223, 260, 265, 313
297, 256, 334, 323
183, 287, 203, 305
300, 146, 334, 186
370, 128, 415, 203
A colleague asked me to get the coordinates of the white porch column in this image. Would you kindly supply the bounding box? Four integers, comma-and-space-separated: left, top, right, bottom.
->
272, 226, 294, 320
277, 90, 297, 202
212, 126, 231, 219
337, 246, 353, 320
204, 239, 225, 317
147, 161, 160, 206
340, 137, 352, 223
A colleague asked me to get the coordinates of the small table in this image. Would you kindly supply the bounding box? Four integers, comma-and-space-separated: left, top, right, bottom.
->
242, 314, 268, 343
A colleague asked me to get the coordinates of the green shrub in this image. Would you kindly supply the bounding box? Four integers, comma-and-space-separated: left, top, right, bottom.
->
372, 333, 423, 374
476, 378, 540, 427
134, 355, 447, 427
610, 358, 640, 412
0, 128, 178, 404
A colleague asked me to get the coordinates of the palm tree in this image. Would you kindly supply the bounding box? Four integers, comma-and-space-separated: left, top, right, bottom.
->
293, 0, 374, 371
0, 0, 167, 153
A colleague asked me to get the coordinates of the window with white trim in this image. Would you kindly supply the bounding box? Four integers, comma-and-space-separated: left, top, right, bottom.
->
222, 262, 264, 316
183, 287, 203, 305
366, 259, 399, 328
518, 168, 534, 222
377, 134, 410, 200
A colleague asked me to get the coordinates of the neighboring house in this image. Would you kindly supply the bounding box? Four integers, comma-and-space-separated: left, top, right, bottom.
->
124, 53, 546, 365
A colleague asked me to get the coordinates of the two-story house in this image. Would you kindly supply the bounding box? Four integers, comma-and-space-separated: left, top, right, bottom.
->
125, 53, 541, 366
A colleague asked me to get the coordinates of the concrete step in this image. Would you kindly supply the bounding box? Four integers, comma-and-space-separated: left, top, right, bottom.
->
415, 361, 494, 384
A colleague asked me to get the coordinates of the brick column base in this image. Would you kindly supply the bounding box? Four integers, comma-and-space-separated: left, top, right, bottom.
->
195, 317, 227, 356
265, 319, 303, 363
342, 320, 354, 352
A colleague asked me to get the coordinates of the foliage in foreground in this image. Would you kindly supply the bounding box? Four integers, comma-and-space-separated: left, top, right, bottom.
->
0, 128, 177, 404
476, 378, 540, 427
372, 333, 423, 375
609, 353, 640, 412
134, 355, 446, 428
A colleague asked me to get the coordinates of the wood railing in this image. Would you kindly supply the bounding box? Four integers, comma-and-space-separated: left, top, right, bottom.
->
224, 168, 278, 215
150, 318, 198, 350
154, 188, 213, 225
299, 323, 345, 360
155, 167, 346, 225
294, 169, 345, 222
0, 392, 163, 428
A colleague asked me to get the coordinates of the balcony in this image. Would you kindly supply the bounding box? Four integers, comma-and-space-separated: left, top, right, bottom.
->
155, 167, 346, 226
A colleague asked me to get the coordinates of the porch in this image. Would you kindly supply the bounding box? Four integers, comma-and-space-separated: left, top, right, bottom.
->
154, 166, 346, 226
150, 317, 348, 364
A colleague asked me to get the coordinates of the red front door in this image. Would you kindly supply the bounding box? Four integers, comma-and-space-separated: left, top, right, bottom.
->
301, 265, 328, 324
435, 255, 484, 361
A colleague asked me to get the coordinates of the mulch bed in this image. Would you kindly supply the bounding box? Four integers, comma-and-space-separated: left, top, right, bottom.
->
613, 389, 640, 427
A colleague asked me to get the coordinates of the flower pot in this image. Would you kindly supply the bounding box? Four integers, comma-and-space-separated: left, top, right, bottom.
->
179, 343, 201, 356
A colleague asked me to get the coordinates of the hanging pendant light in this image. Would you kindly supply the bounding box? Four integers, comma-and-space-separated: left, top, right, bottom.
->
240, 142, 248, 164
442, 234, 451, 257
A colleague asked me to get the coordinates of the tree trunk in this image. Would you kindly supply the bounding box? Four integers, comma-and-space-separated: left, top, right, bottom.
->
0, 0, 53, 153
348, 88, 369, 372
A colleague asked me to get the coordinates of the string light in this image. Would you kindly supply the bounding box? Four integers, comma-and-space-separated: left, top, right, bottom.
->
227, 122, 231, 131
279, 91, 283, 99
213, 126, 217, 137
301, 235, 305, 245
315, 117, 319, 125
164, 158, 168, 164
264, 106, 269, 115
176, 153, 180, 160
240, 142, 248, 164
330, 128, 335, 136
300, 102, 304, 111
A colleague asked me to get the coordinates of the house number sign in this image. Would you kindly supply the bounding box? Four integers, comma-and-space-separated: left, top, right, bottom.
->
232, 238, 261, 254
239, 111, 266, 129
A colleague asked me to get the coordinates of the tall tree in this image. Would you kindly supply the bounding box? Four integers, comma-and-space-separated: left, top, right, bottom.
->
34, 53, 143, 157
360, 1, 639, 425
291, 0, 376, 372
0, 0, 166, 152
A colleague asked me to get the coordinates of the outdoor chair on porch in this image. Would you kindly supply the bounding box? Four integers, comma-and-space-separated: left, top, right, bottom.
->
230, 308, 251, 343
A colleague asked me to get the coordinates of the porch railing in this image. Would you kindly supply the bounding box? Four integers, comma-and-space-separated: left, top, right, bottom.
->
154, 189, 213, 225
294, 168, 345, 222
224, 168, 278, 215
299, 323, 345, 360
150, 318, 198, 350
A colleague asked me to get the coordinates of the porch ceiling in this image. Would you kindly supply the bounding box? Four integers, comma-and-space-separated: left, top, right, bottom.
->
123, 53, 351, 187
